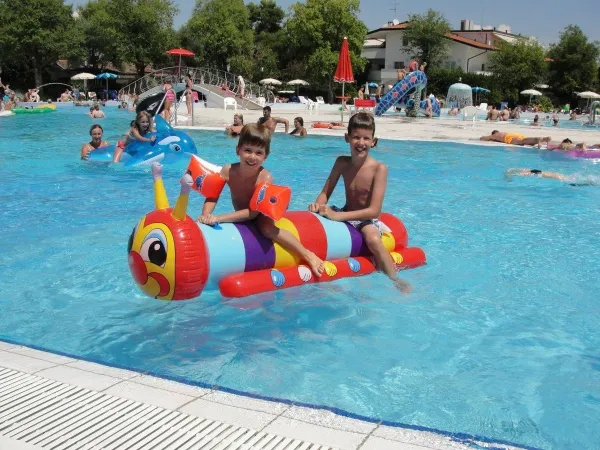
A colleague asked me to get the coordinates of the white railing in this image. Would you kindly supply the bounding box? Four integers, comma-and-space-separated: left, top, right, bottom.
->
118, 66, 276, 104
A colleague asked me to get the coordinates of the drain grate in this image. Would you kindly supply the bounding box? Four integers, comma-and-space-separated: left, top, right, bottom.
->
0, 367, 338, 450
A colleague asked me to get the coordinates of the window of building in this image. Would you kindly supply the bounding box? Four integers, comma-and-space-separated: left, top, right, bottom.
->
394, 61, 405, 69
402, 37, 409, 46
481, 63, 485, 71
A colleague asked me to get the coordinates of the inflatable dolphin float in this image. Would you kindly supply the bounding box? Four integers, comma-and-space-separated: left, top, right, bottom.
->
87, 116, 197, 167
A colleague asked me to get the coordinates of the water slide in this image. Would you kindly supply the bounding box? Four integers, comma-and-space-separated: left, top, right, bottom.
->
374, 70, 440, 117
137, 83, 263, 116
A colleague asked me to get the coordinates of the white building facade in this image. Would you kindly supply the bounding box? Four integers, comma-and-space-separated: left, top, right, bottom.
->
362, 19, 533, 85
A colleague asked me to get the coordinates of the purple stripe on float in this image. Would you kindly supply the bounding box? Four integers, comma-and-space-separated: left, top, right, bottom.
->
346, 223, 368, 256
234, 222, 276, 271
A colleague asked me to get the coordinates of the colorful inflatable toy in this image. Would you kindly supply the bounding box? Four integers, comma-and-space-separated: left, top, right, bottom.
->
12, 104, 57, 114
555, 149, 600, 159
87, 116, 197, 167
375, 71, 440, 117
127, 161, 426, 300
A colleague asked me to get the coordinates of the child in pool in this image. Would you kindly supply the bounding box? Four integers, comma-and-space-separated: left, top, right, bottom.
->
197, 123, 325, 276
81, 124, 110, 160
307, 112, 411, 293
113, 111, 156, 163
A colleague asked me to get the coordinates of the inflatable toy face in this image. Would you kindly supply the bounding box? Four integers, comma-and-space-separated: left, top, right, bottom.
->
127, 209, 208, 300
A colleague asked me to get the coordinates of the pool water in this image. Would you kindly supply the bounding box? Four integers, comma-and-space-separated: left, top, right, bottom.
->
2, 108, 600, 450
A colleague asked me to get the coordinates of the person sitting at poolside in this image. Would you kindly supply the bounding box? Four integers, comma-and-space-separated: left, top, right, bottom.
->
486, 106, 500, 121
505, 168, 599, 186
480, 131, 551, 146
81, 124, 110, 160
226, 113, 244, 137
257, 106, 289, 134
290, 117, 307, 136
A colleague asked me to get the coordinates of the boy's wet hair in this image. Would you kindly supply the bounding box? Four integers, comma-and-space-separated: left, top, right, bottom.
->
263, 105, 271, 113
348, 112, 376, 136
234, 113, 244, 124
491, 130, 499, 135
238, 123, 271, 156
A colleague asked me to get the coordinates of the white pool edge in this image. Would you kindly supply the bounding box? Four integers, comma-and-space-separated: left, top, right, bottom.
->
0, 341, 531, 450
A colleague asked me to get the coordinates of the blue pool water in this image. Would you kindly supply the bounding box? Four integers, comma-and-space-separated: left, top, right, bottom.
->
2, 108, 600, 450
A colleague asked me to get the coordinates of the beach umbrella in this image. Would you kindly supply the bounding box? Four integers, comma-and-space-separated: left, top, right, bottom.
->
259, 78, 282, 86
71, 72, 96, 80
96, 72, 118, 97
166, 48, 195, 78
521, 88, 543, 104
334, 37, 354, 123
535, 84, 550, 89
287, 79, 309, 95
577, 91, 600, 99
472, 86, 490, 103
71, 72, 96, 98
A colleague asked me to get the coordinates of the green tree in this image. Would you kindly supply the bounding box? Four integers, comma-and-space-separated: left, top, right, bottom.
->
247, 0, 285, 34
115, 0, 178, 78
402, 9, 451, 68
76, 0, 125, 71
182, 0, 254, 75
283, 0, 367, 102
0, 0, 83, 87
248, 0, 286, 80
547, 25, 600, 103
488, 39, 547, 104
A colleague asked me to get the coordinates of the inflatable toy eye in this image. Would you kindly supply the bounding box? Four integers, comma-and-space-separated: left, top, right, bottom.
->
170, 143, 181, 152
140, 229, 168, 267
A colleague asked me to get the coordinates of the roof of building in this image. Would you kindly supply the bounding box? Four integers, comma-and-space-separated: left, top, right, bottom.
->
445, 33, 497, 50
365, 24, 497, 51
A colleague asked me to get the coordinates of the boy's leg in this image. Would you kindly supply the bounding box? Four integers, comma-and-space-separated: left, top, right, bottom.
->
257, 215, 324, 276
361, 224, 411, 293
515, 136, 551, 146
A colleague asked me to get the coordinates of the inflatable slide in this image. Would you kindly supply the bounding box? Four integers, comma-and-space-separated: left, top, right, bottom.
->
375, 70, 440, 117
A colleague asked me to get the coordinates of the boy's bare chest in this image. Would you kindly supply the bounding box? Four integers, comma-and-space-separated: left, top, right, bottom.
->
343, 167, 374, 193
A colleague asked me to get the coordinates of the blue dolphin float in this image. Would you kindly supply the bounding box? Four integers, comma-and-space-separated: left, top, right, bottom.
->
375, 71, 440, 117
87, 116, 197, 167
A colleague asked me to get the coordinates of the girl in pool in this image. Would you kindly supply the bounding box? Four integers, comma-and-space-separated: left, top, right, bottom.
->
113, 111, 156, 163
290, 117, 307, 136
81, 124, 109, 160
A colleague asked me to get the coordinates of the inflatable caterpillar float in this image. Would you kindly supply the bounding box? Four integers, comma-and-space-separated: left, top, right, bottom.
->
127, 157, 426, 299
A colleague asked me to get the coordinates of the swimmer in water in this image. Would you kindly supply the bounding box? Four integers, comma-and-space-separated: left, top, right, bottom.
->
505, 168, 599, 186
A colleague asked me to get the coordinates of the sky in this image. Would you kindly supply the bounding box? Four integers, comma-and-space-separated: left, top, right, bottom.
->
68, 0, 600, 45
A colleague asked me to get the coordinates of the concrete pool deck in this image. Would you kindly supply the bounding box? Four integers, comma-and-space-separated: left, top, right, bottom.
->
173, 104, 598, 147
0, 341, 530, 450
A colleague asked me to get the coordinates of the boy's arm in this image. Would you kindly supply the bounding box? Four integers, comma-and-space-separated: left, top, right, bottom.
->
322, 164, 388, 221
199, 164, 230, 221
309, 157, 344, 211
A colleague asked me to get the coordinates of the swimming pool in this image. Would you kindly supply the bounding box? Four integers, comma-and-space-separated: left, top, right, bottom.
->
1, 108, 600, 450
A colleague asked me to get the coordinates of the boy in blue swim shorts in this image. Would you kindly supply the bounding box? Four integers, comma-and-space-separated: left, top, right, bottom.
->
308, 112, 411, 292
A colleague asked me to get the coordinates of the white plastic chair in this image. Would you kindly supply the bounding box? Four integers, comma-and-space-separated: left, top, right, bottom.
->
315, 96, 325, 104
224, 97, 237, 111
257, 97, 266, 107
297, 96, 309, 104
477, 102, 488, 111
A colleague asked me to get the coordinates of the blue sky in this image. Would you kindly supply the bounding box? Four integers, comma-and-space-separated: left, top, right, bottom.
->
69, 0, 600, 45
